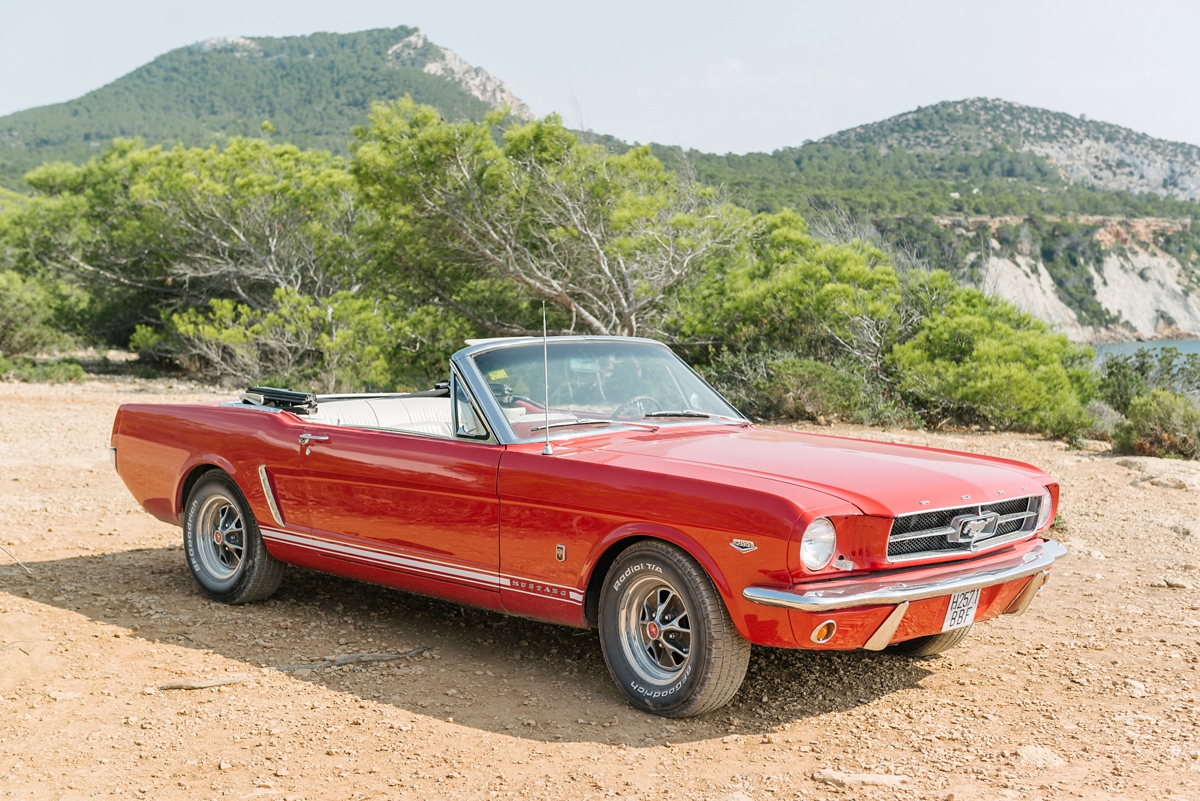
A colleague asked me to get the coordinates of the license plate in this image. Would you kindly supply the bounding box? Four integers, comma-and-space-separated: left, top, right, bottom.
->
942, 588, 981, 632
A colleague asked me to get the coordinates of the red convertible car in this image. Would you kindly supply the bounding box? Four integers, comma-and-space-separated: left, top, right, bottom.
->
111, 336, 1064, 717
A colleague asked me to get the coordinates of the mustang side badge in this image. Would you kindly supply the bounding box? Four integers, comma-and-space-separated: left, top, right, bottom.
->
730, 539, 757, 553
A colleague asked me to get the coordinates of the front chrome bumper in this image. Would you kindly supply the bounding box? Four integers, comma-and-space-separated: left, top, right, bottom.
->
742, 539, 1067, 613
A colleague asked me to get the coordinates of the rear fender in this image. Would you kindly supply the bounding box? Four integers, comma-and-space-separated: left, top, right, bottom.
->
174, 455, 242, 523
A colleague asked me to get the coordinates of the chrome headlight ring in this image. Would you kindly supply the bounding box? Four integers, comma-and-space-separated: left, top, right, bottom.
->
800, 517, 837, 571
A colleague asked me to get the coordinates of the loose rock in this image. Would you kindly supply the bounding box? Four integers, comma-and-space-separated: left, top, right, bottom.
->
1016, 745, 1065, 768
812, 768, 908, 787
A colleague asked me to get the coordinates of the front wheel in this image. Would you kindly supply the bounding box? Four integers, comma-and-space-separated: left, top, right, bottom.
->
886, 625, 972, 656
598, 540, 750, 717
183, 471, 283, 604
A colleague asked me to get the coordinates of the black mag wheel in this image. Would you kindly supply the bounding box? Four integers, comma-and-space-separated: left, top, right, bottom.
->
183, 471, 283, 604
599, 540, 750, 717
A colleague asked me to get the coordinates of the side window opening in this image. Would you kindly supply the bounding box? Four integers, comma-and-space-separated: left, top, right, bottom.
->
453, 373, 491, 441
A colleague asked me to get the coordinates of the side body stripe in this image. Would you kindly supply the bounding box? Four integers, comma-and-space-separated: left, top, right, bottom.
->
259, 527, 584, 604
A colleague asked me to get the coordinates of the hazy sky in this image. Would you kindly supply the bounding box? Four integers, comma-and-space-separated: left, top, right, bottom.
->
1, 0, 1198, 154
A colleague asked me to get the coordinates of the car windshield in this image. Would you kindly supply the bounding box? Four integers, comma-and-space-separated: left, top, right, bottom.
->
469, 340, 744, 440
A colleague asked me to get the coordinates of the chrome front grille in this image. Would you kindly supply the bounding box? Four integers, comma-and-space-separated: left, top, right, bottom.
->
887, 495, 1042, 561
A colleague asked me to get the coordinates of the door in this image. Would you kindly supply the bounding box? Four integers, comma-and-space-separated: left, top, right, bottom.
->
296, 388, 503, 594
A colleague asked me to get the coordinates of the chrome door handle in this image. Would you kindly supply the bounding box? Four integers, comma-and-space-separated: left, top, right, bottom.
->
298, 434, 329, 445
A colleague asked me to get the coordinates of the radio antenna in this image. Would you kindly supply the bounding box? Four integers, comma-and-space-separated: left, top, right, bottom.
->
541, 301, 554, 456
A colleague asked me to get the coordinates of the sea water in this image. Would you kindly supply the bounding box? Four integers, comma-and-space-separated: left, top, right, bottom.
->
1093, 339, 1200, 360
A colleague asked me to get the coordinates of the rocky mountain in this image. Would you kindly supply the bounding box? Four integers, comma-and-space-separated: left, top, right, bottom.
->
825, 98, 1200, 202
0, 26, 532, 189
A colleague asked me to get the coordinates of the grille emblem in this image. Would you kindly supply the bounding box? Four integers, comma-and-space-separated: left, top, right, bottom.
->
949, 512, 1000, 543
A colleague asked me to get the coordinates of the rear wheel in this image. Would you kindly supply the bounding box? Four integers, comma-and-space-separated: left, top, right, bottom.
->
886, 625, 972, 656
183, 472, 283, 604
598, 540, 750, 717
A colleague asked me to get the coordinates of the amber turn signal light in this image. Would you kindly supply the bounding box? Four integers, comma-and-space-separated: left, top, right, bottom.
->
810, 620, 837, 644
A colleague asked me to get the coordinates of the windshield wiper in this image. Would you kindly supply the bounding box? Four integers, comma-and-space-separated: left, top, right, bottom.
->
642, 410, 712, 418
529, 419, 615, 433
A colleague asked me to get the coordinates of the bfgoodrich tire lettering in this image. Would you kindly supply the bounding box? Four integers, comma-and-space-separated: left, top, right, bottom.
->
598, 540, 750, 717
183, 472, 283, 604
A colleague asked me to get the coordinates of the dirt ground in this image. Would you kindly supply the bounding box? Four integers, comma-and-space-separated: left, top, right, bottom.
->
3, 378, 1200, 801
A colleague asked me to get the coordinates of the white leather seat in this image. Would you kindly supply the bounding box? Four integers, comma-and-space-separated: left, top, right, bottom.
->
306, 398, 379, 427
308, 397, 454, 438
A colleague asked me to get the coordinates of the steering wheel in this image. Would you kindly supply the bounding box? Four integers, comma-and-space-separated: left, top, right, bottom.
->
611, 395, 664, 420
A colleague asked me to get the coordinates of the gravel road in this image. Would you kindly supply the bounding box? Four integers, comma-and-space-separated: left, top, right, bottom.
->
2, 378, 1200, 801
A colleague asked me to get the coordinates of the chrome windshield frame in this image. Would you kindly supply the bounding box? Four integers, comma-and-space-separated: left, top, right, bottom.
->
449, 336, 746, 446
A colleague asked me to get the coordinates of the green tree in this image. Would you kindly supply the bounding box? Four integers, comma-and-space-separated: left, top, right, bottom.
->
353, 99, 751, 337
891, 295, 1095, 431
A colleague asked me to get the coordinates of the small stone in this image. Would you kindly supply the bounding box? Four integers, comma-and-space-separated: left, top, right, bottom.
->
812, 768, 907, 787
1168, 579, 1194, 590
1150, 578, 1170, 588
1016, 744, 1064, 768
1125, 679, 1148, 697
1173, 525, 1193, 536
718, 793, 755, 801
1151, 476, 1189, 490
275, 767, 288, 777
445, 689, 457, 696
1071, 677, 1088, 686
218, 761, 231, 771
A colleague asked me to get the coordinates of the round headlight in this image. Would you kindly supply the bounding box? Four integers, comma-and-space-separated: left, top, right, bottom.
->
800, 517, 837, 571
1035, 489, 1053, 530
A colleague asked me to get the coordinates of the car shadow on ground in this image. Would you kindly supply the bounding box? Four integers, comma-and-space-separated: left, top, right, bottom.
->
2, 546, 938, 747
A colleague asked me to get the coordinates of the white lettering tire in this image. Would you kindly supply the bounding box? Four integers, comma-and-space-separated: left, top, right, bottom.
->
598, 540, 750, 717
183, 472, 283, 604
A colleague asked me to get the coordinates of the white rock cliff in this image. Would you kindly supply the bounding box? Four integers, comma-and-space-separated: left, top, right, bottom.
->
387, 31, 534, 120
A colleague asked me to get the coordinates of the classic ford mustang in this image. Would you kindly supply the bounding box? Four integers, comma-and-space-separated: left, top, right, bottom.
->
111, 336, 1064, 716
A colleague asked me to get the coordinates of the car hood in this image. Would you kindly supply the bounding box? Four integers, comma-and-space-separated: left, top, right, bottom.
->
601, 426, 1053, 518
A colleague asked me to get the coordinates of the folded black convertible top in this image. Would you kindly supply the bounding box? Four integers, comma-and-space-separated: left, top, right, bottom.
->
240, 386, 317, 414
239, 380, 452, 414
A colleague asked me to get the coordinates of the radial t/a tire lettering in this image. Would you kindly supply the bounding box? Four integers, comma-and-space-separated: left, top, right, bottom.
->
183, 471, 283, 604
598, 540, 750, 717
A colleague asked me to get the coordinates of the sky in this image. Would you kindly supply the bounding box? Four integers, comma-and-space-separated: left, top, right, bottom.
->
1, 0, 1198, 155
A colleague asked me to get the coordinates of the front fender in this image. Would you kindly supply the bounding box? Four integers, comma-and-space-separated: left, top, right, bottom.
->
581, 521, 801, 647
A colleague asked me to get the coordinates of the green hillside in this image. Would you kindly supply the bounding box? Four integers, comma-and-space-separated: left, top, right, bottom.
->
0, 26, 494, 189
654, 98, 1200, 219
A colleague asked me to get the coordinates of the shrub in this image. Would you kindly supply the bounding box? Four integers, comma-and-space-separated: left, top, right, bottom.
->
1113, 389, 1200, 459
156, 288, 471, 392
1083, 399, 1124, 441
1099, 347, 1200, 415
698, 349, 920, 426
0, 270, 73, 358
892, 306, 1095, 432
1039, 402, 1094, 446
0, 357, 85, 383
